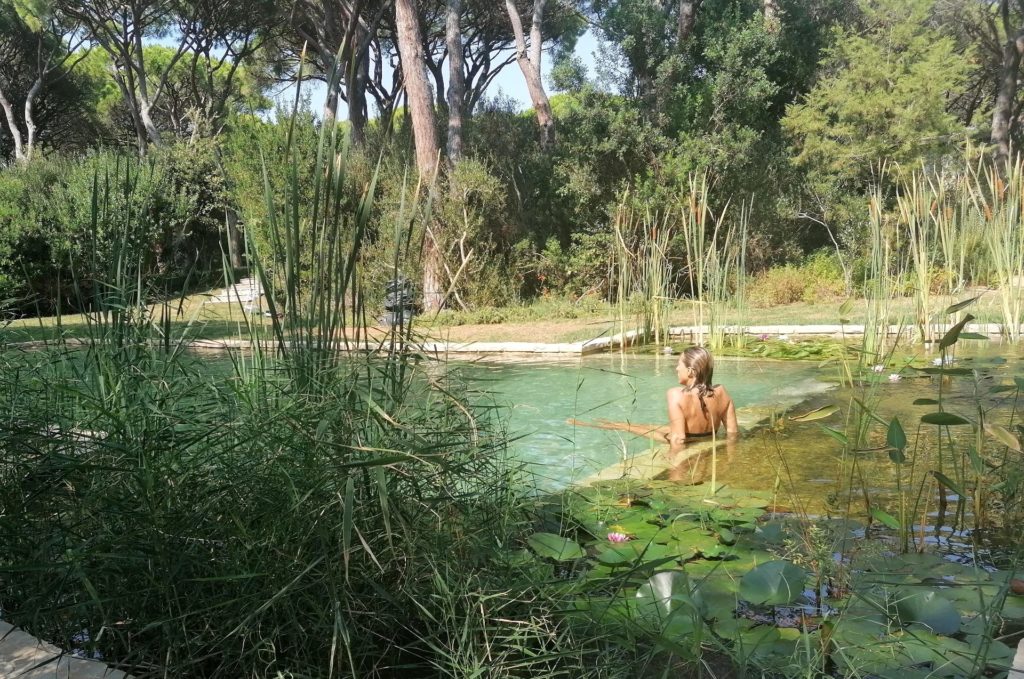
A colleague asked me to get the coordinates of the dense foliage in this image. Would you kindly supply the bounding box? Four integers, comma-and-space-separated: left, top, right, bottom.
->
0, 0, 1017, 308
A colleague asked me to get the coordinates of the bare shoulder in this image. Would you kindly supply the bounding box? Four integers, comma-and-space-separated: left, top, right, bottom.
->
712, 384, 734, 401
666, 386, 684, 403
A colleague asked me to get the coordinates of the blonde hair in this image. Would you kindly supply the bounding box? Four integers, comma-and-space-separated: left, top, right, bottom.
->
680, 346, 715, 413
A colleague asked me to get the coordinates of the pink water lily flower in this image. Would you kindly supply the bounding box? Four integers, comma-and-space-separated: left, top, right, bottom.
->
607, 532, 629, 543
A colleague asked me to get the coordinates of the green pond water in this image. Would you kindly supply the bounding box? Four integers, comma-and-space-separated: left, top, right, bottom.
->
462, 344, 1024, 562
458, 354, 832, 490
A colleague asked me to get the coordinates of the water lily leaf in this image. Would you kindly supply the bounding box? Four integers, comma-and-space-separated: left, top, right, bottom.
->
710, 507, 766, 526
1015, 377, 1024, 391
712, 615, 757, 640
527, 532, 584, 561
985, 424, 1022, 452
870, 507, 900, 529
732, 494, 772, 509
636, 571, 706, 619
894, 590, 961, 634
740, 560, 807, 605
718, 528, 736, 545
912, 365, 972, 376
753, 521, 788, 545
931, 471, 966, 498
636, 541, 679, 563
945, 296, 980, 314
790, 404, 839, 422
958, 332, 989, 340
912, 398, 939, 405
921, 412, 971, 426
989, 385, 1017, 394
900, 633, 977, 677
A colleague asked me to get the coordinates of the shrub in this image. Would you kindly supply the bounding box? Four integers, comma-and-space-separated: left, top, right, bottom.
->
0, 145, 228, 314
747, 250, 846, 307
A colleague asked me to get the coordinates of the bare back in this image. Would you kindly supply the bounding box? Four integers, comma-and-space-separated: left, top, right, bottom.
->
666, 384, 738, 444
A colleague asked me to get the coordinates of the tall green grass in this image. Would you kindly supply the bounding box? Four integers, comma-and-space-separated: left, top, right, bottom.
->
967, 159, 1024, 341
678, 172, 748, 350
0, 79, 625, 677
611, 195, 673, 349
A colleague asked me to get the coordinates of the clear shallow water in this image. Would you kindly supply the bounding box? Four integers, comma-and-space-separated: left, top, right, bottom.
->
459, 354, 831, 490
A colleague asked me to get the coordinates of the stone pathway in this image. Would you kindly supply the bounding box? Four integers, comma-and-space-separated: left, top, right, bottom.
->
205, 276, 263, 305
0, 621, 127, 678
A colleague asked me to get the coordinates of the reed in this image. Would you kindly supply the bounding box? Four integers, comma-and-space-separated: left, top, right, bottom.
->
678, 172, 748, 350
966, 158, 1024, 341
610, 195, 674, 349
896, 171, 935, 344
0, 65, 619, 677
863, 181, 898, 367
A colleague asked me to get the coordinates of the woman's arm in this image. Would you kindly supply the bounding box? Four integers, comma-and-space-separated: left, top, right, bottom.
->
719, 387, 739, 435
666, 388, 687, 452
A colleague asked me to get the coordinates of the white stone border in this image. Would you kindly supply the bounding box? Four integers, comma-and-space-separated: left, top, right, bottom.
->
0, 621, 128, 678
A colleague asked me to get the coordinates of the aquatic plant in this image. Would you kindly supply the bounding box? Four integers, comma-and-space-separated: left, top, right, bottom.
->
966, 158, 1024, 341
677, 173, 748, 351
531, 480, 1021, 677
610, 195, 674, 350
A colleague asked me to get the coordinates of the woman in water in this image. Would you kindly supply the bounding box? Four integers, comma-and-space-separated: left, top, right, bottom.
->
666, 346, 738, 451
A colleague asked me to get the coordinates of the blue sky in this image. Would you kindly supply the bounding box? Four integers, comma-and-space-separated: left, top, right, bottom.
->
271, 29, 603, 117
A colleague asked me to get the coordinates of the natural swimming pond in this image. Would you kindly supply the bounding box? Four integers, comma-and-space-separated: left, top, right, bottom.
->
458, 354, 832, 490
460, 344, 1024, 551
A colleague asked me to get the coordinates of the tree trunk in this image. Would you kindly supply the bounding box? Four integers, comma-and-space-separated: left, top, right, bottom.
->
349, 52, 369, 146
505, 0, 555, 150
395, 0, 440, 180
992, 1, 1024, 166
395, 0, 443, 310
678, 0, 698, 44
0, 86, 26, 162
225, 208, 245, 269
446, 0, 465, 164
324, 81, 341, 127
22, 77, 44, 161
112, 68, 150, 155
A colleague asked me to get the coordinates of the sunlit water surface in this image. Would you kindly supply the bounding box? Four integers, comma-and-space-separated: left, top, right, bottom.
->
461, 345, 1024, 563
458, 354, 831, 490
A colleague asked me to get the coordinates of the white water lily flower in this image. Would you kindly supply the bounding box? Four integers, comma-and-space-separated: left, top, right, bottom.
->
889, 374, 902, 382
872, 364, 884, 373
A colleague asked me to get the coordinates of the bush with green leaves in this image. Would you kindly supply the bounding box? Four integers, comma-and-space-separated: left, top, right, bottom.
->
0, 145, 228, 313
747, 249, 846, 307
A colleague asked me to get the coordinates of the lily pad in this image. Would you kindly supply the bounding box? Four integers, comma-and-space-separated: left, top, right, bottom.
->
893, 589, 961, 634
527, 532, 584, 561
740, 560, 807, 606
921, 412, 972, 426
635, 571, 706, 619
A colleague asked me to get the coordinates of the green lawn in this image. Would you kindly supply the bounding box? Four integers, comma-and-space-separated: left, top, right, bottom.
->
1, 287, 1010, 346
